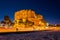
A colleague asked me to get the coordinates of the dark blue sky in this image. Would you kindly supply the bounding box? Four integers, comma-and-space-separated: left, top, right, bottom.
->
0, 0, 60, 24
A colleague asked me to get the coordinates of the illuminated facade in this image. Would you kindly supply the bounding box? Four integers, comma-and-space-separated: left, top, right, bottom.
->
14, 10, 46, 29
0, 9, 60, 32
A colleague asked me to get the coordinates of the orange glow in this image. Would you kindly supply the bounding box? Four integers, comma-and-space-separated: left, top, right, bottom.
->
0, 9, 60, 33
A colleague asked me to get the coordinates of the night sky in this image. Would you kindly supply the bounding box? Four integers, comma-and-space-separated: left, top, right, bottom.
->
0, 0, 60, 24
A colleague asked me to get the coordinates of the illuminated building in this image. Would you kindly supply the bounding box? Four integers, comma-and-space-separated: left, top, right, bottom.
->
14, 10, 46, 30
0, 9, 60, 32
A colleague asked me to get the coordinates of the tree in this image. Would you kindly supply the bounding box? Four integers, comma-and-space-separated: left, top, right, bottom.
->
4, 15, 12, 24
